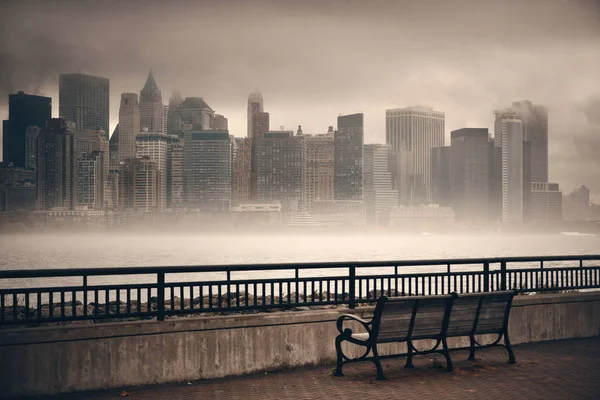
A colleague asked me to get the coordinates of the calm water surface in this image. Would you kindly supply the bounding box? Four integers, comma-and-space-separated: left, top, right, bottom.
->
0, 232, 597, 291
0, 232, 598, 269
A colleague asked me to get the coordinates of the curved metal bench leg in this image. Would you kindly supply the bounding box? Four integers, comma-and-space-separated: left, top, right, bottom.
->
442, 337, 454, 372
334, 336, 345, 376
404, 340, 414, 368
504, 331, 516, 364
468, 335, 476, 361
372, 345, 387, 380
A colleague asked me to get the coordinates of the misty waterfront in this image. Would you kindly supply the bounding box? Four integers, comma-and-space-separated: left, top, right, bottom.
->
1, 232, 597, 270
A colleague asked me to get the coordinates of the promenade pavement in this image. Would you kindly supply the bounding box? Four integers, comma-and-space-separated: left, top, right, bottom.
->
55, 336, 600, 400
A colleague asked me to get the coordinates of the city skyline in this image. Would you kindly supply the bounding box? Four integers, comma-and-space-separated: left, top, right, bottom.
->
0, 0, 599, 197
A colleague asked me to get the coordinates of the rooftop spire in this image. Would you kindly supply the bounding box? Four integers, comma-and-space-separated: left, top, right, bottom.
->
142, 69, 159, 92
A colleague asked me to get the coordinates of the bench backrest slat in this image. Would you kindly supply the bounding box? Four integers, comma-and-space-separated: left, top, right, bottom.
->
446, 291, 516, 337
372, 295, 454, 343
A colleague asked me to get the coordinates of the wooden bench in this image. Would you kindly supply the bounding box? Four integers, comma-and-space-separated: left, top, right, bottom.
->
334, 290, 517, 380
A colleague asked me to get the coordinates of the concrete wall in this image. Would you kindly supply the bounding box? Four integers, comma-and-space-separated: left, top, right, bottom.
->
1, 292, 599, 399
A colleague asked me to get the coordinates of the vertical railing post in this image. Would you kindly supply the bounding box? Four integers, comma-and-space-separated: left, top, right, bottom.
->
500, 261, 507, 291
483, 262, 490, 292
157, 272, 165, 321
349, 266, 356, 309
83, 275, 88, 317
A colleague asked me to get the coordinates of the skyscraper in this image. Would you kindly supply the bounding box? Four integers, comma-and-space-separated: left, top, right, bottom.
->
250, 111, 270, 199
167, 135, 184, 208
450, 128, 490, 222
363, 144, 398, 226
334, 113, 363, 201
494, 111, 524, 223
59, 73, 109, 135
303, 133, 334, 212
183, 130, 232, 211
36, 118, 76, 210
255, 131, 304, 211
25, 126, 41, 170
511, 101, 548, 183
169, 97, 214, 136
430, 146, 450, 207
167, 90, 183, 135
77, 151, 104, 209
2, 91, 51, 168
136, 132, 168, 209
386, 107, 445, 202
109, 125, 119, 165
247, 92, 263, 139
139, 70, 164, 133
118, 93, 140, 161
121, 157, 161, 212
163, 105, 169, 134
388, 149, 413, 206
232, 137, 252, 206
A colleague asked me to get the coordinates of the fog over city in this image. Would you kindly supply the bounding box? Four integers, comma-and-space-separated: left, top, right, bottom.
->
1, 0, 599, 196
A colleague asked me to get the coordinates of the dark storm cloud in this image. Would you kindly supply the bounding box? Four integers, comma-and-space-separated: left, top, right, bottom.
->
1, 0, 599, 195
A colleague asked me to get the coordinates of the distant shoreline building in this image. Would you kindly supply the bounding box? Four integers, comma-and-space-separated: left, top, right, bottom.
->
139, 70, 164, 133
59, 73, 109, 136
334, 113, 363, 201
36, 118, 76, 210
386, 106, 445, 202
2, 91, 52, 169
118, 93, 140, 162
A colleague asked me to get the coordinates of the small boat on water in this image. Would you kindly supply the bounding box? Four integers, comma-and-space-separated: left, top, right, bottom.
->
560, 232, 596, 236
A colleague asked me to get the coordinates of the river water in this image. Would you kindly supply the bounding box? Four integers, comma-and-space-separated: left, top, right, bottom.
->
0, 232, 598, 270
0, 232, 598, 299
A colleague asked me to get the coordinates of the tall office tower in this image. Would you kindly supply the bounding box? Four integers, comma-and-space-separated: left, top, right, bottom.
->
388, 149, 413, 206
118, 93, 140, 161
232, 137, 252, 206
334, 113, 363, 201
77, 151, 104, 209
36, 118, 76, 210
303, 133, 334, 212
136, 132, 168, 209
59, 73, 109, 136
183, 130, 232, 211
25, 126, 41, 170
105, 165, 121, 210
430, 146, 450, 207
522, 141, 532, 221
109, 125, 119, 165
166, 135, 184, 208
386, 107, 445, 202
511, 101, 548, 183
88, 130, 109, 187
449, 129, 489, 222
363, 144, 399, 226
248, 111, 270, 199
163, 105, 169, 134
530, 182, 562, 222
169, 97, 214, 136
247, 92, 264, 139
2, 91, 51, 168
139, 70, 164, 133
494, 111, 524, 223
121, 157, 160, 211
210, 114, 228, 130
255, 131, 304, 211
167, 90, 183, 135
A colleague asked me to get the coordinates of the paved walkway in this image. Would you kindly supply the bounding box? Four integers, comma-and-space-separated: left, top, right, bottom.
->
57, 336, 600, 400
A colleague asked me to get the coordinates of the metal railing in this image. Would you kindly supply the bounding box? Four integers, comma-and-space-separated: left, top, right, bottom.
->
1, 255, 599, 326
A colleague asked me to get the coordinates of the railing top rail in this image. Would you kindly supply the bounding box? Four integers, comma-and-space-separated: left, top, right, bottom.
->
0, 254, 598, 279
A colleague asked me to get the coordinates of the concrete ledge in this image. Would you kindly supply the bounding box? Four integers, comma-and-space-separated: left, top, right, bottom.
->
1, 292, 599, 398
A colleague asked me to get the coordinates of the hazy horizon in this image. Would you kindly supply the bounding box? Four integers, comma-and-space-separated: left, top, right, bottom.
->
1, 0, 599, 197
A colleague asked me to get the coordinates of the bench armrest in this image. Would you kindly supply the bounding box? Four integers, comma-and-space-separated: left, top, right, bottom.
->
336, 314, 372, 335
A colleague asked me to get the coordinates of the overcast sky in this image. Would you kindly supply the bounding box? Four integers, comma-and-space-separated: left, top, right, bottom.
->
1, 0, 599, 197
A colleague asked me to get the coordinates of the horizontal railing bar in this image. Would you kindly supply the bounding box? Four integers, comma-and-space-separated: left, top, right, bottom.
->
1, 255, 599, 279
